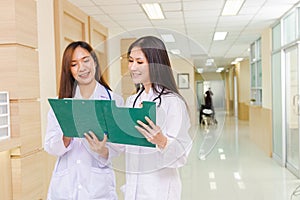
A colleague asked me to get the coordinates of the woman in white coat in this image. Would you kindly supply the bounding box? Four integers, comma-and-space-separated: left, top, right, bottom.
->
45, 41, 123, 200
122, 36, 192, 200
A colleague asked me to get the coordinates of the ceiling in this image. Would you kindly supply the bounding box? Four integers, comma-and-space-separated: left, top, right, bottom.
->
68, 0, 300, 72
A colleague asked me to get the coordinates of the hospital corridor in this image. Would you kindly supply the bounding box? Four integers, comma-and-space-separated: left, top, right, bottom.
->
2, 0, 300, 199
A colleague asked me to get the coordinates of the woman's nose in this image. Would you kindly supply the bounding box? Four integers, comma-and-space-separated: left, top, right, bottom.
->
77, 61, 85, 71
128, 62, 137, 70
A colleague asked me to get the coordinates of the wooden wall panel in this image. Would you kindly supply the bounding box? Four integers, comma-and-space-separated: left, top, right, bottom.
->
10, 101, 41, 155
63, 13, 86, 42
238, 102, 249, 121
54, 0, 89, 92
43, 152, 57, 200
0, 0, 37, 47
15, 0, 37, 48
249, 106, 272, 157
89, 16, 107, 46
0, 150, 12, 200
0, 45, 39, 99
0, 1, 15, 44
89, 17, 109, 83
0, 0, 42, 199
11, 150, 44, 200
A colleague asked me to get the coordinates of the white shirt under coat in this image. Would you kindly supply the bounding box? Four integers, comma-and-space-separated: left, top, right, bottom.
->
122, 88, 192, 200
45, 82, 123, 200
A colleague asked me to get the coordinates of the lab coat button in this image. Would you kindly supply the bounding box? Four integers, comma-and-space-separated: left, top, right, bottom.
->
78, 184, 82, 189
76, 160, 81, 164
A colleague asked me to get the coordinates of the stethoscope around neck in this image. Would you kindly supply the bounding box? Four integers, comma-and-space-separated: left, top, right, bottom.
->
132, 85, 164, 108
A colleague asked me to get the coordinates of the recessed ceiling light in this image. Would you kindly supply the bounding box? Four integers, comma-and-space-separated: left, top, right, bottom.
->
235, 57, 244, 62
205, 58, 214, 66
209, 182, 217, 190
233, 172, 241, 180
161, 34, 175, 42
213, 32, 228, 41
216, 68, 224, 73
170, 49, 181, 55
142, 3, 165, 19
207, 58, 214, 63
197, 68, 204, 73
222, 0, 245, 16
209, 172, 215, 179
220, 154, 226, 160
237, 181, 246, 189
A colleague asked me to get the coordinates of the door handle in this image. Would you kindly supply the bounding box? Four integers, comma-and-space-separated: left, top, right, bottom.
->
293, 94, 300, 115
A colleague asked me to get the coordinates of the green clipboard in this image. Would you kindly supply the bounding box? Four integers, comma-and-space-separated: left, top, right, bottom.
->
48, 99, 156, 148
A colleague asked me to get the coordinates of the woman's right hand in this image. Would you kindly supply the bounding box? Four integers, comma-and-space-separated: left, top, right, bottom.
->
84, 131, 109, 159
63, 136, 72, 147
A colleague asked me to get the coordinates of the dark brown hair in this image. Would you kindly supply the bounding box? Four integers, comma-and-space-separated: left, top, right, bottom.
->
58, 41, 110, 98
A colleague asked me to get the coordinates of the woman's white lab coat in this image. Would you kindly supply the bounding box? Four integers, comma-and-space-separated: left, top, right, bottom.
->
122, 88, 192, 200
45, 83, 123, 200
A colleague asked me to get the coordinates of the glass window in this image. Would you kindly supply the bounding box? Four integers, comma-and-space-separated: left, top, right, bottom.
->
257, 61, 262, 87
272, 23, 281, 51
250, 37, 262, 105
298, 8, 300, 38
272, 52, 282, 158
250, 89, 261, 105
257, 38, 261, 59
250, 43, 256, 62
283, 12, 296, 45
0, 92, 10, 140
251, 63, 256, 87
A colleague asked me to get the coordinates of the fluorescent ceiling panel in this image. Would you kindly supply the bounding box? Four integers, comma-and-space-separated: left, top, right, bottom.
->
170, 49, 181, 55
142, 3, 165, 19
213, 32, 228, 40
222, 0, 245, 16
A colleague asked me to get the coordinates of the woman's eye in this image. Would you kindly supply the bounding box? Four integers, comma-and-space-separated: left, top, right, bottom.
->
128, 59, 133, 62
83, 58, 90, 63
71, 63, 77, 67
137, 61, 143, 64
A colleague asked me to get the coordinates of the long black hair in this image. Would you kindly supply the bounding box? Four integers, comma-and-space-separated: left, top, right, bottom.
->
127, 36, 181, 98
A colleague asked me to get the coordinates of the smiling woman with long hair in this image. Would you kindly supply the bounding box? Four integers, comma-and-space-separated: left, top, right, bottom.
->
122, 36, 192, 200
44, 41, 123, 200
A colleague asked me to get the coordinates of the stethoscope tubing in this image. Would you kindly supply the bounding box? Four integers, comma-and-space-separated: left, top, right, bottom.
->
132, 87, 164, 108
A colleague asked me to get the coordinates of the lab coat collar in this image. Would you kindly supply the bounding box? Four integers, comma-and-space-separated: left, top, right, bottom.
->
140, 87, 155, 101
73, 83, 98, 99
73, 82, 111, 100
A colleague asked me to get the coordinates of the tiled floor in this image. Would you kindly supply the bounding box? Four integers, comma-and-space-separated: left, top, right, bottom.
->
181, 111, 300, 200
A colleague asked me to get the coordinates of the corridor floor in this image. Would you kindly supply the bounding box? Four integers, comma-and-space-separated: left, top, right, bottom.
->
181, 112, 300, 200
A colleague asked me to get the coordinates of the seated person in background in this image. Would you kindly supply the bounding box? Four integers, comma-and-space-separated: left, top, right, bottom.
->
204, 89, 213, 109
199, 89, 215, 124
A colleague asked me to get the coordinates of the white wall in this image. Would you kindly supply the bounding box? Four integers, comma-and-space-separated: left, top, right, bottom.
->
37, 0, 56, 144
171, 57, 197, 124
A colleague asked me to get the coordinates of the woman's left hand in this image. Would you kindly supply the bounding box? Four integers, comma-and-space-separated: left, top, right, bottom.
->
84, 131, 108, 159
135, 116, 167, 149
